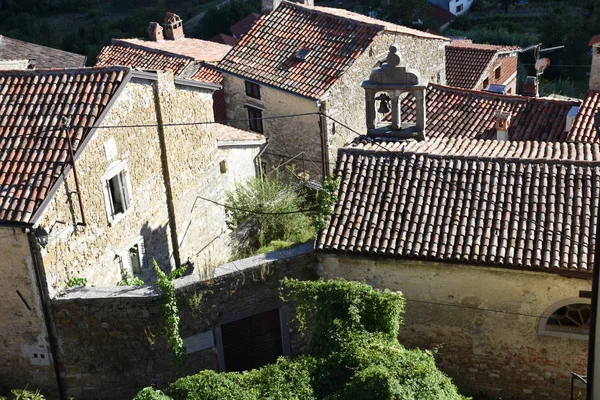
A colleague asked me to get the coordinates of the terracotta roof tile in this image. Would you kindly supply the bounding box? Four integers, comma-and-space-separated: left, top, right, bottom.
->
568, 89, 600, 143
446, 41, 519, 89
191, 63, 223, 84
213, 123, 265, 143
114, 38, 231, 63
211, 33, 239, 46
230, 13, 261, 38
590, 33, 600, 46
217, 1, 447, 99
0, 67, 129, 225
0, 35, 86, 69
352, 137, 600, 162
394, 84, 579, 141
318, 145, 600, 272
96, 43, 193, 75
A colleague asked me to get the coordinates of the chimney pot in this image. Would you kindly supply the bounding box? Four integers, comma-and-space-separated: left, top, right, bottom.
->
163, 12, 184, 40
522, 76, 538, 97
148, 22, 163, 41
590, 41, 600, 90
495, 111, 511, 141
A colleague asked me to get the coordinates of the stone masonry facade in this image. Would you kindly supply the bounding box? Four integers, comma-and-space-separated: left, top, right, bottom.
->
0, 228, 57, 396
318, 254, 590, 400
51, 245, 317, 400
36, 73, 260, 295
223, 32, 446, 180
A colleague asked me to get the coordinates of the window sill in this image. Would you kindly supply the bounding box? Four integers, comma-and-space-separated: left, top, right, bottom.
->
108, 207, 133, 226
537, 330, 588, 341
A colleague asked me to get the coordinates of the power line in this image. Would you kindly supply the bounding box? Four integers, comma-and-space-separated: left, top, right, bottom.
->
323, 113, 597, 253
195, 195, 316, 215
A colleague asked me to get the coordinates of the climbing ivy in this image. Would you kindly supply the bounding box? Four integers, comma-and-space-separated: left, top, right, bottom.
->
155, 261, 187, 363
314, 176, 341, 233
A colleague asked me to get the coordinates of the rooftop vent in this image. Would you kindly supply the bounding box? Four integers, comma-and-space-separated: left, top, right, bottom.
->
565, 106, 580, 133
295, 48, 310, 61
483, 84, 507, 95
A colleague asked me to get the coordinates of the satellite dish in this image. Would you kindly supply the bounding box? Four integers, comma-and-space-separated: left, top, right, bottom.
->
535, 57, 551, 73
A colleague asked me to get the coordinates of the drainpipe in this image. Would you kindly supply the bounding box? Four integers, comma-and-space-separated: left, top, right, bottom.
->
317, 101, 330, 179
26, 231, 66, 400
153, 77, 182, 269
587, 110, 600, 400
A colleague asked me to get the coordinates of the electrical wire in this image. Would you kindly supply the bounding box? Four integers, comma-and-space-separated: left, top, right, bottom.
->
195, 195, 317, 215
323, 113, 598, 253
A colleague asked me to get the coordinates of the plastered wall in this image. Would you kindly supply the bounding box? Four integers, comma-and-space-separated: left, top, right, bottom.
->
319, 254, 591, 399
0, 228, 57, 396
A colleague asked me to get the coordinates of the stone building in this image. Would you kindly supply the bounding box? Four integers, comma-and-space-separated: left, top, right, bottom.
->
0, 66, 263, 395
217, 1, 449, 179
445, 40, 520, 94
317, 138, 596, 399
313, 51, 600, 399
96, 12, 232, 122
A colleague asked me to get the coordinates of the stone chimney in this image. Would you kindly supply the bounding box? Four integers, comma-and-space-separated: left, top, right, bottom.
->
163, 12, 184, 40
522, 76, 538, 97
495, 111, 511, 141
148, 22, 164, 41
262, 0, 313, 13
589, 34, 600, 90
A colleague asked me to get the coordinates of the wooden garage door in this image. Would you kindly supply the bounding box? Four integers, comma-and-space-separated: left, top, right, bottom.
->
221, 308, 282, 372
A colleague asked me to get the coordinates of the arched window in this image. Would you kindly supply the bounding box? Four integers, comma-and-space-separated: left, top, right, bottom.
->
538, 298, 591, 340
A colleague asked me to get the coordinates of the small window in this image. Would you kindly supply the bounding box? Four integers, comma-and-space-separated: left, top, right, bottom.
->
482, 77, 489, 89
538, 299, 591, 340
245, 81, 261, 99
102, 161, 132, 224
122, 238, 146, 276
295, 48, 310, 61
456, 3, 463, 12
495, 66, 501, 80
247, 106, 263, 133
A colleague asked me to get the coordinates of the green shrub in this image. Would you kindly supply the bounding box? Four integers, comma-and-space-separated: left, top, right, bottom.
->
65, 276, 87, 288
0, 389, 46, 400
132, 387, 172, 400
243, 357, 317, 400
167, 370, 257, 400
118, 272, 144, 287
225, 176, 314, 256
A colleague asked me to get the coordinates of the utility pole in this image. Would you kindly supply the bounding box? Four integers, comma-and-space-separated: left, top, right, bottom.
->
587, 110, 600, 400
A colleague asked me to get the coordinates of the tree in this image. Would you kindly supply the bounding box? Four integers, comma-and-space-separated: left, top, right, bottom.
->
134, 279, 469, 400
192, 0, 257, 39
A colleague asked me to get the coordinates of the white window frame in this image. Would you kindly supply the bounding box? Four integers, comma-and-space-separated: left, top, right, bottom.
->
120, 236, 146, 277
537, 297, 591, 340
101, 160, 133, 225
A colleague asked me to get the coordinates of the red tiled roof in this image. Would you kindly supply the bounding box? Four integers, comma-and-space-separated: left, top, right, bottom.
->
211, 33, 239, 46
0, 35, 86, 69
590, 33, 600, 46
394, 84, 579, 141
0, 67, 130, 225
114, 38, 231, 63
446, 41, 518, 89
426, 4, 455, 27
213, 123, 265, 143
569, 90, 600, 143
218, 1, 448, 99
230, 13, 260, 38
191, 63, 223, 84
96, 43, 193, 75
352, 137, 600, 162
318, 146, 599, 272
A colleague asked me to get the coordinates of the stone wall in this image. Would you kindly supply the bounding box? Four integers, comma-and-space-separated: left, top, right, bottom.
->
318, 254, 590, 400
223, 75, 323, 179
0, 228, 57, 396
51, 244, 317, 400
222, 33, 447, 179
324, 32, 447, 165
37, 73, 260, 293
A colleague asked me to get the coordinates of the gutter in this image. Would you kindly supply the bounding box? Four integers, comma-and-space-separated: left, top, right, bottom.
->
26, 232, 66, 399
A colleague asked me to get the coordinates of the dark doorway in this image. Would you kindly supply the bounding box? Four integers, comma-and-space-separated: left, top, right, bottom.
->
221, 308, 283, 371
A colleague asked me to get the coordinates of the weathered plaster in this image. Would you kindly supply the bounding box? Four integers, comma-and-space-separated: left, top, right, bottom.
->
0, 228, 56, 394
318, 254, 590, 399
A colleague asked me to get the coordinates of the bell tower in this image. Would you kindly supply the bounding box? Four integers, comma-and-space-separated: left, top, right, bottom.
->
362, 45, 428, 140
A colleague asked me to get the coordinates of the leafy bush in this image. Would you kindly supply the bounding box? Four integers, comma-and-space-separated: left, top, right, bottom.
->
167, 370, 257, 400
225, 176, 314, 257
132, 387, 172, 400
0, 388, 45, 400
65, 276, 87, 288
134, 279, 468, 400
118, 272, 144, 286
